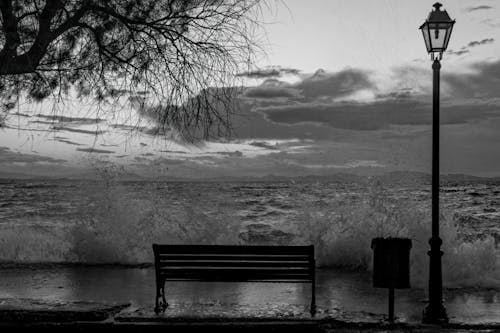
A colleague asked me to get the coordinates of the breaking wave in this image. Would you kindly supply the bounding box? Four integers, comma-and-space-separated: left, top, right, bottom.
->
0, 174, 499, 289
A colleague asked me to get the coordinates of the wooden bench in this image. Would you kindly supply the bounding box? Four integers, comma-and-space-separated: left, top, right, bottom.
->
152, 244, 316, 316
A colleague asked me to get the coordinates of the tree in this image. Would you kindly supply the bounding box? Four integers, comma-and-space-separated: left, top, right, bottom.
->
0, 0, 264, 139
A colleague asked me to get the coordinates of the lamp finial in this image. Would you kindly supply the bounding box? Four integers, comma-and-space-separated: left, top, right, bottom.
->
433, 3, 443, 11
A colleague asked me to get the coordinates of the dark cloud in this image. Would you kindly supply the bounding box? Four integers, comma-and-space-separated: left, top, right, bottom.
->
11, 112, 31, 117
243, 79, 302, 99
215, 150, 243, 157
0, 146, 66, 164
36, 114, 105, 125
248, 141, 277, 149
160, 150, 187, 154
450, 38, 496, 56
447, 49, 470, 56
29, 120, 59, 125
54, 138, 83, 146
76, 147, 115, 154
134, 156, 151, 163
468, 38, 495, 47
52, 126, 107, 135
256, 99, 499, 131
242, 68, 374, 101
295, 68, 374, 99
141, 152, 155, 156
466, 5, 493, 12
236, 66, 301, 79
236, 60, 500, 139
443, 59, 500, 99
375, 88, 417, 100
110, 124, 148, 132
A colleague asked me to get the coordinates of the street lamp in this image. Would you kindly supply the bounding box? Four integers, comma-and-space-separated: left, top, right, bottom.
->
419, 2, 455, 324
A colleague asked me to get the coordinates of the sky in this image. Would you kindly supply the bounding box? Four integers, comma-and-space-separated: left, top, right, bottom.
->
1, 0, 500, 178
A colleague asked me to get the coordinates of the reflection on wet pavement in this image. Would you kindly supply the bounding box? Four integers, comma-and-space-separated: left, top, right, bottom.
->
0, 266, 498, 324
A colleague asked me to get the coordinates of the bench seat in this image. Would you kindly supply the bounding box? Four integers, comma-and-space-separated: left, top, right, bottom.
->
153, 244, 316, 316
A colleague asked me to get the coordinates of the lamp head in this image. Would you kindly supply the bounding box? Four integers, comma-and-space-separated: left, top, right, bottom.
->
419, 2, 455, 60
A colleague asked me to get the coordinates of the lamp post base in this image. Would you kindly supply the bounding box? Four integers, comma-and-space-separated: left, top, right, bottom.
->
422, 303, 448, 324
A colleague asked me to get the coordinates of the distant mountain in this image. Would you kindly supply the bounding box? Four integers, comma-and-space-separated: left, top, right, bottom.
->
198, 171, 499, 185
1, 168, 498, 184
441, 173, 497, 184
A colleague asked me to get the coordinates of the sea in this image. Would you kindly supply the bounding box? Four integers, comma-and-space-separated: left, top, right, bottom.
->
0, 174, 499, 288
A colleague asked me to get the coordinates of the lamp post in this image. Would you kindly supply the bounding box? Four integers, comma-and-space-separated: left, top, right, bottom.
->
419, 2, 455, 324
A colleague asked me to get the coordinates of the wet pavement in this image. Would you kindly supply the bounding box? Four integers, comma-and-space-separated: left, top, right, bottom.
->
0, 265, 499, 330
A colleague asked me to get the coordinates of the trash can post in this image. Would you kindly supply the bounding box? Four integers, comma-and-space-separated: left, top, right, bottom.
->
388, 287, 394, 322
371, 237, 412, 323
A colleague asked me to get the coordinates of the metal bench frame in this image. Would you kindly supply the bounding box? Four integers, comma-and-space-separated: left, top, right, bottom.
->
152, 244, 316, 316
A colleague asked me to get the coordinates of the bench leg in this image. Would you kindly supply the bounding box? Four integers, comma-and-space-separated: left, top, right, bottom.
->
310, 280, 316, 317
154, 282, 168, 314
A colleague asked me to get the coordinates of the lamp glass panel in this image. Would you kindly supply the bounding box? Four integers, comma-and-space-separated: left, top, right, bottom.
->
429, 27, 448, 50
443, 25, 453, 49
421, 25, 431, 52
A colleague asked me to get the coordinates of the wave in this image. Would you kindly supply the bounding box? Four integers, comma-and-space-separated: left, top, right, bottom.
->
0, 178, 498, 290
291, 184, 500, 289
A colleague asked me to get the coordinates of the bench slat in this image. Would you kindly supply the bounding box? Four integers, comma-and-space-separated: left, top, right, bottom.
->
158, 260, 310, 268
153, 244, 313, 255
160, 272, 313, 281
160, 267, 310, 273
157, 254, 311, 261
152, 244, 316, 316
165, 278, 312, 283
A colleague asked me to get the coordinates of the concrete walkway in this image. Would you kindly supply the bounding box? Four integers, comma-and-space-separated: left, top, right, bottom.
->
1, 265, 499, 331
0, 299, 499, 332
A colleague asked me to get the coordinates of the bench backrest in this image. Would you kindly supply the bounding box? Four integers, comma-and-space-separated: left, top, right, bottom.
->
153, 244, 315, 282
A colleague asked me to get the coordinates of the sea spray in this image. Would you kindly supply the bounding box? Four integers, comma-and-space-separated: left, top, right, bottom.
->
292, 179, 500, 288
0, 167, 499, 289
70, 164, 242, 263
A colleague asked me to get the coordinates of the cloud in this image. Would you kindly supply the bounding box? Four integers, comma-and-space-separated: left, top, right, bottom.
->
215, 150, 243, 157
447, 49, 470, 56
53, 138, 83, 146
297, 160, 385, 169
11, 112, 31, 117
242, 68, 375, 101
52, 126, 107, 135
0, 146, 66, 164
110, 124, 151, 133
76, 147, 115, 154
443, 59, 500, 99
468, 38, 495, 47
248, 141, 277, 149
480, 19, 500, 28
295, 68, 375, 99
160, 150, 187, 154
256, 99, 500, 131
243, 79, 302, 99
234, 60, 500, 140
134, 156, 151, 163
236, 66, 301, 79
466, 5, 493, 12
36, 114, 105, 125
449, 38, 496, 56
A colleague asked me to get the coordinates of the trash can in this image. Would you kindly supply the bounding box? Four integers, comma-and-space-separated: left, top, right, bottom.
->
371, 237, 412, 289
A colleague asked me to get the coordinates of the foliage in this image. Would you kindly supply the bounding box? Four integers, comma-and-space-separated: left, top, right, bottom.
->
0, 0, 264, 139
